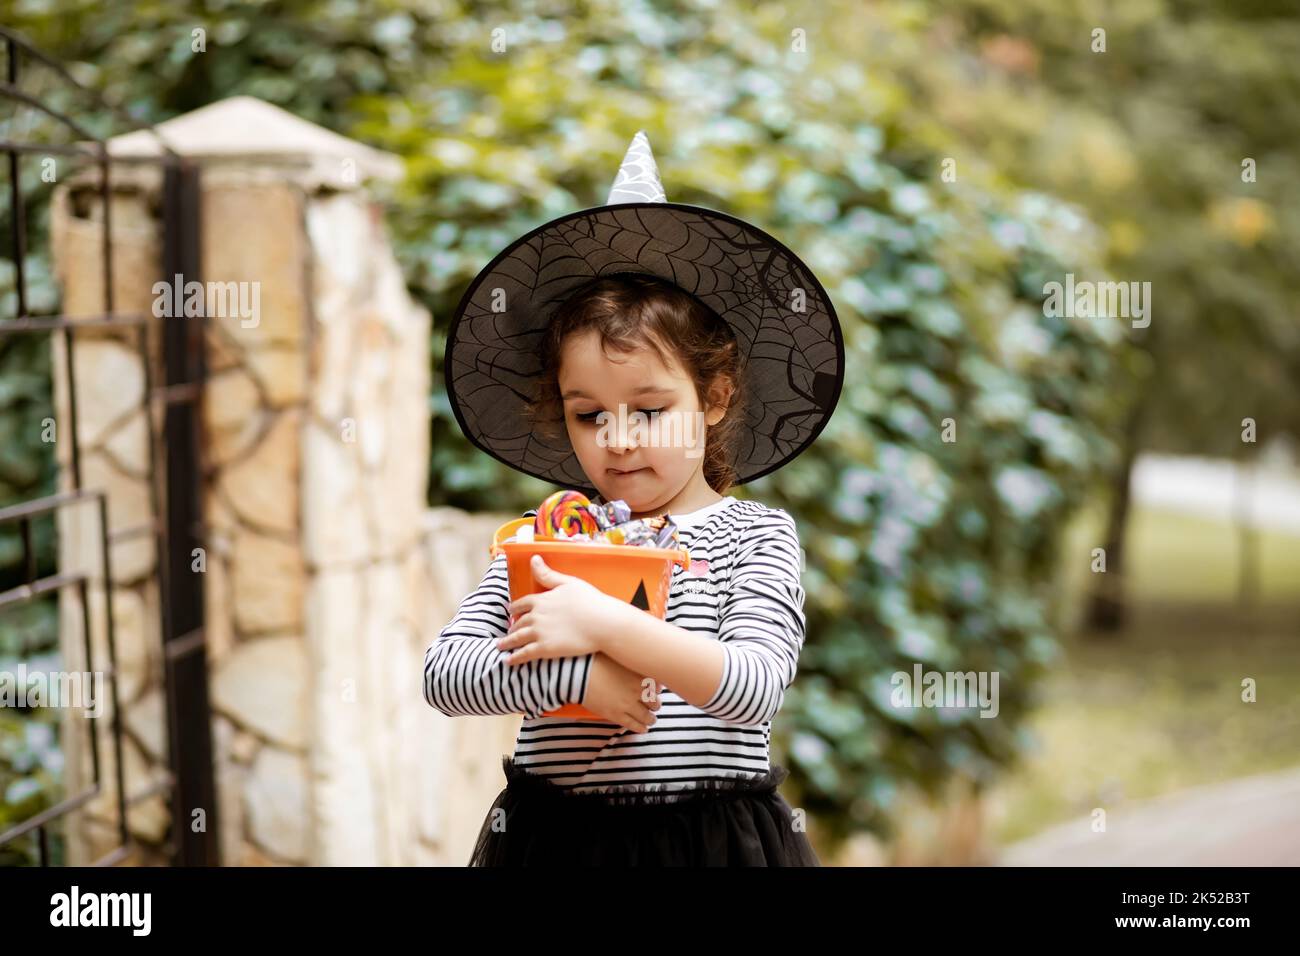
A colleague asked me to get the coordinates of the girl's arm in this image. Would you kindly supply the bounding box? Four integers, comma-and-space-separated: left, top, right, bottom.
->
424, 553, 594, 719
601, 509, 807, 727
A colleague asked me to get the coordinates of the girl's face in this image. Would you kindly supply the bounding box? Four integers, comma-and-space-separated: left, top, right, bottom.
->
558, 329, 726, 517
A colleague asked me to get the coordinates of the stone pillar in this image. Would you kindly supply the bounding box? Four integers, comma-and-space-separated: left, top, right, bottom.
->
49, 96, 495, 865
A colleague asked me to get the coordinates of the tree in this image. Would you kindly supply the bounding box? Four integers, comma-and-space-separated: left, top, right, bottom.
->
895, 0, 1300, 629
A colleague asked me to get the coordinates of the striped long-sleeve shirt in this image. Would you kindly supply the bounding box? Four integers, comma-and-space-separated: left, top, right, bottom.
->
422, 496, 808, 793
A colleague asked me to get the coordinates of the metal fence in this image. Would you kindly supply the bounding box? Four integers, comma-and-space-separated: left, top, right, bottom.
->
0, 26, 217, 866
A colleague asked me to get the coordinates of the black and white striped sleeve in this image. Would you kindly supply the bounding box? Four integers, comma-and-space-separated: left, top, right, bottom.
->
423, 552, 595, 719
701, 508, 807, 727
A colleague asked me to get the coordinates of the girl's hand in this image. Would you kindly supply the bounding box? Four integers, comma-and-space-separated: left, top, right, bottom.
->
497, 555, 630, 665
582, 653, 662, 735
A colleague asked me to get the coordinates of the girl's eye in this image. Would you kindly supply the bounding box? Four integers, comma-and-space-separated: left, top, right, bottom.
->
574, 407, 665, 423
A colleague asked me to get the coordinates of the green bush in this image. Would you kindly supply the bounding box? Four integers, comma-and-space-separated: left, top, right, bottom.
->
2, 0, 1132, 852
364, 0, 1130, 846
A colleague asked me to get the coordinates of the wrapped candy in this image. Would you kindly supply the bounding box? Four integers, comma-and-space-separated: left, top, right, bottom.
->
653, 518, 678, 548
585, 499, 632, 531
603, 520, 656, 547
527, 490, 679, 550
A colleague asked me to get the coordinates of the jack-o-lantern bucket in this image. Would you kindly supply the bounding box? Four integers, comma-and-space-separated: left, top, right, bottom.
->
490, 521, 688, 719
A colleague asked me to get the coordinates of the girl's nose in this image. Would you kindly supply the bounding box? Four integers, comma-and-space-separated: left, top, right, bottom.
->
603, 424, 641, 453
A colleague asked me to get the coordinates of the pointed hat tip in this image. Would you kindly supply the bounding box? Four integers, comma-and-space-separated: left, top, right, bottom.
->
606, 129, 666, 205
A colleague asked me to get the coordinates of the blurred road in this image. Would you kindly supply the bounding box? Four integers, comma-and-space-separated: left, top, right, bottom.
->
997, 766, 1300, 865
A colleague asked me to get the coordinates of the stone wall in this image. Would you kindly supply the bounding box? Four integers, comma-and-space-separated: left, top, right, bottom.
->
199, 170, 434, 865
48, 97, 522, 867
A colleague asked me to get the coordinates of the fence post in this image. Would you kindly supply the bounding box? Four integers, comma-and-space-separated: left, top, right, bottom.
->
52, 95, 434, 865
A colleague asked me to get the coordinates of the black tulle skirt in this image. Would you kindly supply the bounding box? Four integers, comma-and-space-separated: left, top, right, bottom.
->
469, 755, 821, 866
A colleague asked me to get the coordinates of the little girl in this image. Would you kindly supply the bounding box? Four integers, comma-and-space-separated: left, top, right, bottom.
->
425, 132, 843, 866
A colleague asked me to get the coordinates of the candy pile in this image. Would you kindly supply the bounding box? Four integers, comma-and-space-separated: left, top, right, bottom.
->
521, 490, 679, 549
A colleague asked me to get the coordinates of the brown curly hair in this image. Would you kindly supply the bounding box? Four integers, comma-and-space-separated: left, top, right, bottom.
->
525, 273, 747, 494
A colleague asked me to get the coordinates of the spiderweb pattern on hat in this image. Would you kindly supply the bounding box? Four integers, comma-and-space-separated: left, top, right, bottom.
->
445, 132, 843, 492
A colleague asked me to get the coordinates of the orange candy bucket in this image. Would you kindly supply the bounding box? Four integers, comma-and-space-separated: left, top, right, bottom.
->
490, 518, 689, 719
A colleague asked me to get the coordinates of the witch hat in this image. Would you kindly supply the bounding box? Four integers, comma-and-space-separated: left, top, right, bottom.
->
444, 130, 844, 491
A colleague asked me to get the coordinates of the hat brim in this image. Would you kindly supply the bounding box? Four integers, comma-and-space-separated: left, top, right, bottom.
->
444, 201, 844, 492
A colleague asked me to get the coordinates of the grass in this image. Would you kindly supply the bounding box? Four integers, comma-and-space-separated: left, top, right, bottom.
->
987, 501, 1300, 845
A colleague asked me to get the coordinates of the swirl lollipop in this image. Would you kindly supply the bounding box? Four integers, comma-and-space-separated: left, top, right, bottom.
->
534, 490, 599, 538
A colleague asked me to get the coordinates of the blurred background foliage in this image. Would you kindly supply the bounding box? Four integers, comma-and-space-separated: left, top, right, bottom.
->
1, 0, 1296, 855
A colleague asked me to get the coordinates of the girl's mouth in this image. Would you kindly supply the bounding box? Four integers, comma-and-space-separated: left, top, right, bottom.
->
608, 467, 648, 477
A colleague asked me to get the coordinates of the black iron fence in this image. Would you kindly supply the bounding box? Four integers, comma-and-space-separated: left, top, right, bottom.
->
0, 26, 217, 866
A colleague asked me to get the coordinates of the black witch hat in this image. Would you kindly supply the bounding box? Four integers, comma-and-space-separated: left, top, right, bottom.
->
444, 131, 844, 492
